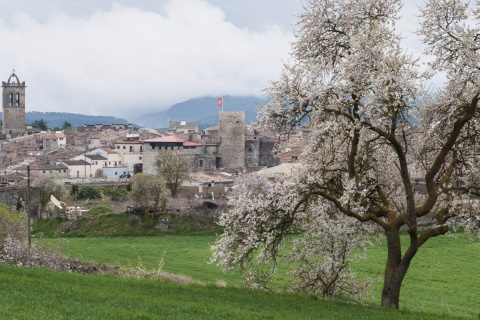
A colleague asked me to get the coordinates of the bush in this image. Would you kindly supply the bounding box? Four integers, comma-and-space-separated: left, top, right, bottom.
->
101, 188, 128, 201
78, 186, 102, 200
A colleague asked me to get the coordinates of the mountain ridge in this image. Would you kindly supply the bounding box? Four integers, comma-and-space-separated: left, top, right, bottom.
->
0, 95, 269, 130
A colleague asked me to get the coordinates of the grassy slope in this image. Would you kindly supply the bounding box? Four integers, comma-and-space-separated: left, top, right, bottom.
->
0, 265, 461, 320
37, 233, 480, 319
31, 213, 480, 318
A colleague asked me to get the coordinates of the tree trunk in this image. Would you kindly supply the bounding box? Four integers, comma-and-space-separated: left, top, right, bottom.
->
381, 228, 415, 309
381, 265, 408, 308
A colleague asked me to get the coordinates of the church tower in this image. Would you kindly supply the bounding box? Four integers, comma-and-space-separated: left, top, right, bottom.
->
2, 70, 26, 137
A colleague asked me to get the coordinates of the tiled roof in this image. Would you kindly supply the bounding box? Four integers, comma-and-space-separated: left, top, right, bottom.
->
86, 154, 107, 160
62, 160, 90, 166
16, 162, 68, 171
143, 135, 186, 143
183, 141, 203, 147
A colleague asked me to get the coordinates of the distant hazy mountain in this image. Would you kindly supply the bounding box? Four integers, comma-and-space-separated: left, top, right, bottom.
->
132, 95, 269, 129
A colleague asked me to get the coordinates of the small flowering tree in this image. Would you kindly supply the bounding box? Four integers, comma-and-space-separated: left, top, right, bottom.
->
212, 174, 374, 299
213, 0, 480, 309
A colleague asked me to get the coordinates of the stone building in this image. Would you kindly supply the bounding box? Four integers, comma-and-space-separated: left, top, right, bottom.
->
2, 71, 26, 137
140, 112, 279, 175
218, 112, 245, 170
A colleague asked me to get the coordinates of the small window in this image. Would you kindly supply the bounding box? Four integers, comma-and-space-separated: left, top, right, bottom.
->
43, 170, 46, 173
115, 172, 118, 175
117, 146, 120, 149
199, 159, 204, 167
123, 146, 126, 149
139, 157, 142, 160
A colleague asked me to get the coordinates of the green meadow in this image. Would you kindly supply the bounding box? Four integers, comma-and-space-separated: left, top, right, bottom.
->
34, 232, 480, 319
1, 263, 459, 320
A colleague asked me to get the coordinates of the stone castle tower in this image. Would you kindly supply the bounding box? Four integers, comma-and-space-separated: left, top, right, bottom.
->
219, 112, 245, 170
2, 70, 26, 136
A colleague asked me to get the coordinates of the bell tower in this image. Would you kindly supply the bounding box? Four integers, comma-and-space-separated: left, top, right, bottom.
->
2, 70, 26, 137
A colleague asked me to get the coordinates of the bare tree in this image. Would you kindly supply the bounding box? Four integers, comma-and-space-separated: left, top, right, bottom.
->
155, 150, 189, 197
213, 0, 480, 309
131, 173, 169, 225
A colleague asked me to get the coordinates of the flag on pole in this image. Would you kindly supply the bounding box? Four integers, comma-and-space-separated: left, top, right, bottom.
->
217, 97, 223, 108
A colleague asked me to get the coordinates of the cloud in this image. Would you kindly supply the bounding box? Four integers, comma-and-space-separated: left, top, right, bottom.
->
0, 0, 294, 119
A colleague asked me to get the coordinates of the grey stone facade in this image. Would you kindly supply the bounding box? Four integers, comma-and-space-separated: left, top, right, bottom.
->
218, 112, 245, 170
2, 71, 26, 137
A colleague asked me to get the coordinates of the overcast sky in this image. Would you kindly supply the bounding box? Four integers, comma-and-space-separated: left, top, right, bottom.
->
0, 0, 422, 119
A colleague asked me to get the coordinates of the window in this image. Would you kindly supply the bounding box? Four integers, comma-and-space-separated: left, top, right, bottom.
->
199, 159, 204, 167
43, 170, 46, 173
123, 146, 126, 149
9, 93, 13, 106
115, 172, 118, 175
119, 161, 122, 165
15, 93, 19, 106
139, 157, 142, 160
140, 146, 143, 152
129, 146, 133, 152
117, 146, 120, 149
248, 148, 252, 152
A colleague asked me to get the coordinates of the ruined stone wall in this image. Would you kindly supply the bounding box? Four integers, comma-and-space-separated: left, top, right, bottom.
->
219, 112, 245, 171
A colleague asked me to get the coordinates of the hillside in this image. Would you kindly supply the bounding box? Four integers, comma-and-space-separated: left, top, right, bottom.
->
0, 111, 129, 129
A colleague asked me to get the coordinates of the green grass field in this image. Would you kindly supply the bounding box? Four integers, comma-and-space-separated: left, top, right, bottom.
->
0, 264, 464, 320
36, 232, 480, 319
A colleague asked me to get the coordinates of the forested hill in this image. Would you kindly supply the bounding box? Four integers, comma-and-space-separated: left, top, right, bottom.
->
0, 111, 129, 129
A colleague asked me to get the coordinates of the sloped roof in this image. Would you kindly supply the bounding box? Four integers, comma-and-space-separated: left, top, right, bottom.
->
183, 140, 203, 147
16, 161, 68, 171
143, 135, 203, 147
143, 135, 186, 143
62, 160, 90, 166
169, 121, 198, 131
86, 154, 107, 161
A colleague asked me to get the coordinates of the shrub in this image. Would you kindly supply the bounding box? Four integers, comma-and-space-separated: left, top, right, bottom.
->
101, 187, 128, 201
78, 186, 102, 200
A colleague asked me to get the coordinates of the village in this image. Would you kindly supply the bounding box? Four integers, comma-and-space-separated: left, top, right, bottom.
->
0, 71, 309, 215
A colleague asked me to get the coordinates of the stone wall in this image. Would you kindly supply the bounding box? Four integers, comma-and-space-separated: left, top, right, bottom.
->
0, 187, 20, 209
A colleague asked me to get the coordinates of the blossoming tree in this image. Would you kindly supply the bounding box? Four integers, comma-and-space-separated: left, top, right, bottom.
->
213, 0, 480, 309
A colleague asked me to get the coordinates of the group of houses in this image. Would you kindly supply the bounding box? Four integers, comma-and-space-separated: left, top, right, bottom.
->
0, 71, 309, 187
